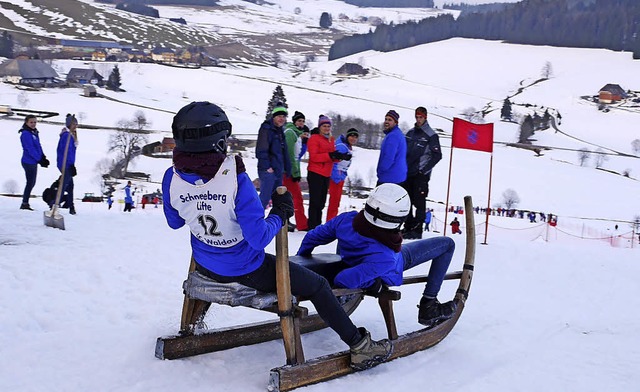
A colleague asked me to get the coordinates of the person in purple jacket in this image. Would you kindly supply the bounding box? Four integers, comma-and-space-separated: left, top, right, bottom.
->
161, 101, 391, 371
19, 115, 49, 210
298, 183, 457, 328
56, 114, 79, 214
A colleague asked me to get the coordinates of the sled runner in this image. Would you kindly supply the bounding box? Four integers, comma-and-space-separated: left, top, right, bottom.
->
155, 195, 476, 391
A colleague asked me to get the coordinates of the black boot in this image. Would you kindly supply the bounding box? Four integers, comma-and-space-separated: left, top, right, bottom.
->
69, 206, 76, 215
403, 229, 422, 240
418, 297, 457, 328
20, 203, 33, 211
287, 219, 296, 233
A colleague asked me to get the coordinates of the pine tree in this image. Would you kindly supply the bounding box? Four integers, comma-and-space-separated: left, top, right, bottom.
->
107, 65, 122, 91
265, 85, 287, 120
500, 98, 512, 121
320, 12, 332, 29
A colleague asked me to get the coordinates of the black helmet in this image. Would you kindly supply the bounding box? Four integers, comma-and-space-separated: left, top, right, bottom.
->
171, 101, 232, 153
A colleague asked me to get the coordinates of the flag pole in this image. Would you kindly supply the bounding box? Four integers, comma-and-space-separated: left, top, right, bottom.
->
443, 146, 455, 236
482, 152, 494, 245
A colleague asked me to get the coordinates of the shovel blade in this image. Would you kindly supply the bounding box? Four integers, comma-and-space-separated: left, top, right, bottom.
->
43, 210, 65, 230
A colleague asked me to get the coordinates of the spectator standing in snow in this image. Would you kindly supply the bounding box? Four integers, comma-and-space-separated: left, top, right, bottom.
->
326, 128, 357, 221
19, 114, 49, 210
307, 114, 342, 230
162, 101, 391, 371
107, 195, 113, 210
283, 110, 310, 231
298, 183, 458, 328
376, 110, 407, 185
424, 208, 433, 232
450, 217, 462, 234
56, 114, 78, 215
402, 107, 442, 240
256, 104, 291, 209
124, 181, 134, 212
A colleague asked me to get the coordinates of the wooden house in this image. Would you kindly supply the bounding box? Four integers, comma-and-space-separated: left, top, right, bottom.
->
67, 68, 104, 86
336, 63, 369, 77
0, 59, 59, 87
598, 84, 627, 104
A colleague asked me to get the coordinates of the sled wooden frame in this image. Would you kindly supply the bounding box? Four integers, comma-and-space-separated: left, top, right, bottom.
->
155, 195, 475, 392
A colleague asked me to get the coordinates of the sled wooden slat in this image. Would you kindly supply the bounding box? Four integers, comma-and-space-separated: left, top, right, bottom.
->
268, 195, 476, 392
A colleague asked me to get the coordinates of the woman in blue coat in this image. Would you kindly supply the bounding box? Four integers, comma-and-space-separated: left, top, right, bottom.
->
19, 115, 49, 210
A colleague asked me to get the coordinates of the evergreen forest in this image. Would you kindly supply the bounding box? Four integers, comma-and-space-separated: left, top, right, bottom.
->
329, 0, 640, 60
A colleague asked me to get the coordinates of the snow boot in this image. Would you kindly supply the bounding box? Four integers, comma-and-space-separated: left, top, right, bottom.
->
287, 219, 296, 233
349, 327, 393, 371
69, 206, 77, 215
20, 203, 33, 211
418, 297, 457, 328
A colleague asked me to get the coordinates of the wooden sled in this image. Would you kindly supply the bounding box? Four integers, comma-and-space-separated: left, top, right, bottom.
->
155, 195, 476, 392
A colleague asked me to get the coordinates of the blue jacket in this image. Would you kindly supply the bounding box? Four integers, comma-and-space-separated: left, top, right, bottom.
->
162, 167, 282, 276
56, 129, 76, 170
255, 118, 291, 178
377, 125, 407, 184
124, 185, 134, 203
297, 211, 403, 288
19, 126, 45, 165
330, 134, 352, 184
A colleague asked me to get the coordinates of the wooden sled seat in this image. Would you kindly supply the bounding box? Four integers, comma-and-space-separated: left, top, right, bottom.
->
183, 254, 347, 310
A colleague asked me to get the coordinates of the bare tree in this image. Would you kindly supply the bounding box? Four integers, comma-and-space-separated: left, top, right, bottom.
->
631, 139, 640, 155
132, 110, 151, 131
108, 119, 149, 177
578, 148, 590, 166
594, 148, 609, 168
541, 61, 553, 79
502, 188, 521, 210
3, 179, 18, 194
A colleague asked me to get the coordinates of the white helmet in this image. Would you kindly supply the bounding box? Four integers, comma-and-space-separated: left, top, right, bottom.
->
364, 183, 411, 230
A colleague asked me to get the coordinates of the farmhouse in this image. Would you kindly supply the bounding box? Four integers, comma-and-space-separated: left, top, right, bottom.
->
336, 63, 368, 77
598, 84, 627, 104
67, 68, 104, 86
0, 59, 59, 87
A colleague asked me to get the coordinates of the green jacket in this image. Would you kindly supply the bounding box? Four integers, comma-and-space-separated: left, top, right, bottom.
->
284, 122, 304, 178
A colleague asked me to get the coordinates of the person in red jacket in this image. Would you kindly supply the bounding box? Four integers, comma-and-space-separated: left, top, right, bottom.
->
306, 114, 342, 229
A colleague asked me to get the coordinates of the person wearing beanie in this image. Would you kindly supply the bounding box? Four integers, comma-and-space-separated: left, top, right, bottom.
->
326, 128, 358, 221
283, 110, 310, 231
18, 115, 49, 211
298, 183, 458, 329
306, 114, 338, 229
256, 103, 291, 209
401, 106, 442, 240
162, 101, 391, 371
56, 113, 79, 215
376, 109, 407, 185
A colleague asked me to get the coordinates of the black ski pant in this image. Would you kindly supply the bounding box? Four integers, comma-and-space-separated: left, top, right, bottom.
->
402, 173, 430, 231
307, 171, 330, 230
197, 254, 361, 346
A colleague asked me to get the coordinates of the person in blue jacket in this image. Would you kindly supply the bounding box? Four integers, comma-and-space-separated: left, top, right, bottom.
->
162, 101, 391, 371
255, 104, 291, 209
297, 183, 457, 328
376, 110, 407, 185
19, 115, 49, 210
326, 128, 357, 221
56, 114, 78, 215
124, 181, 134, 212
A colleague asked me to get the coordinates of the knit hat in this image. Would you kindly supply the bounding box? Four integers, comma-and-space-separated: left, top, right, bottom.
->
415, 107, 428, 117
386, 110, 399, 123
318, 114, 332, 127
346, 128, 359, 138
65, 113, 78, 127
292, 111, 305, 122
272, 105, 288, 117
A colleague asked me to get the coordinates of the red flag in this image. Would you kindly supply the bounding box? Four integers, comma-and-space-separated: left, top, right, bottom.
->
452, 118, 494, 153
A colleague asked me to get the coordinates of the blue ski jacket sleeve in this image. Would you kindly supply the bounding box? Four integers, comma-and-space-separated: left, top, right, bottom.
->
297, 211, 403, 288
20, 128, 45, 165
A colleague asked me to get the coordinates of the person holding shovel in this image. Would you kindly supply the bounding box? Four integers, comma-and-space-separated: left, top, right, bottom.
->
161, 101, 392, 371
56, 114, 79, 215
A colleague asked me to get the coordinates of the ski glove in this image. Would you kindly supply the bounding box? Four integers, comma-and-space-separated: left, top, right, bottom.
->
268, 190, 294, 227
364, 278, 384, 297
38, 156, 50, 168
69, 165, 77, 177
